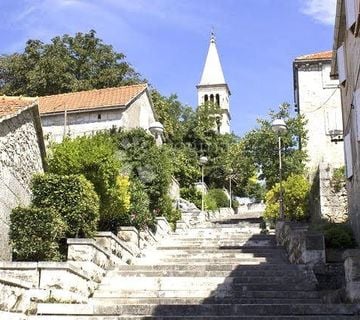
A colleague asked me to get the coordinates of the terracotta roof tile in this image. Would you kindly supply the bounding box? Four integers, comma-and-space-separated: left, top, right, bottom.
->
0, 96, 37, 118
39, 83, 147, 114
295, 50, 333, 61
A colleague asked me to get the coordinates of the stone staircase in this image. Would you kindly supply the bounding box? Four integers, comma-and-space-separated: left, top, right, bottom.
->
30, 215, 360, 319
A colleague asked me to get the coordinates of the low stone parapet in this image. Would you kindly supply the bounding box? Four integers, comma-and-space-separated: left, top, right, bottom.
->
343, 249, 360, 302
0, 261, 91, 313
276, 221, 325, 266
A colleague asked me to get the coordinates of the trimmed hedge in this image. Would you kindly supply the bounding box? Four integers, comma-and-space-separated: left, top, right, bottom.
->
10, 207, 65, 261
32, 173, 100, 238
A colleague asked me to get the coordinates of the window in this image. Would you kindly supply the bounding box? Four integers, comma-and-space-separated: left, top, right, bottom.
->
337, 45, 347, 84
344, 131, 353, 178
210, 94, 214, 103
204, 94, 209, 103
98, 114, 102, 120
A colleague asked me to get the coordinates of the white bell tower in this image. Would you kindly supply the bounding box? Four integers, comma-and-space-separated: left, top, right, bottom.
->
197, 32, 231, 134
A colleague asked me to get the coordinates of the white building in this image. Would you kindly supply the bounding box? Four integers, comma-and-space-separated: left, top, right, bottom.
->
197, 33, 231, 134
0, 97, 46, 260
331, 0, 360, 240
39, 84, 161, 143
293, 51, 344, 172
293, 51, 346, 222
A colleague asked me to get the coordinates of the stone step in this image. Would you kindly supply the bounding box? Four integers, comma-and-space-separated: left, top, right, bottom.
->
115, 264, 309, 272
156, 246, 284, 252
153, 258, 285, 264
36, 303, 360, 317
110, 270, 313, 278
98, 276, 316, 289
91, 297, 323, 305
29, 316, 360, 319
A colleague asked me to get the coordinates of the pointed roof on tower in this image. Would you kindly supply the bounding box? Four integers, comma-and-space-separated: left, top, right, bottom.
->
198, 33, 227, 87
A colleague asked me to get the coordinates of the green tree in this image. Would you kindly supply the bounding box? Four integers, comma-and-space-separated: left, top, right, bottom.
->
0, 30, 141, 96
242, 103, 308, 189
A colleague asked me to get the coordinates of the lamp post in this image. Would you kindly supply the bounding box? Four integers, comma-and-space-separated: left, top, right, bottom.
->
271, 118, 287, 220
149, 121, 164, 145
199, 156, 208, 211
228, 169, 233, 209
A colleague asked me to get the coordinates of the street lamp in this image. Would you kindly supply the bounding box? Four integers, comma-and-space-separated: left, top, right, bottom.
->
199, 156, 208, 211
271, 118, 287, 220
228, 169, 233, 209
149, 121, 164, 144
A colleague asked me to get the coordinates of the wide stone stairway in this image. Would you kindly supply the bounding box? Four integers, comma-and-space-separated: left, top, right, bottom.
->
32, 215, 360, 319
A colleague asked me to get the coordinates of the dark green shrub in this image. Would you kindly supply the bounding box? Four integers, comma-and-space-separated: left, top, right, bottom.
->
231, 199, 239, 210
112, 128, 173, 216
47, 134, 121, 231
180, 186, 202, 209
323, 223, 357, 249
331, 166, 346, 193
32, 173, 100, 238
207, 188, 229, 208
10, 207, 66, 261
128, 179, 153, 230
264, 174, 310, 222
159, 195, 181, 230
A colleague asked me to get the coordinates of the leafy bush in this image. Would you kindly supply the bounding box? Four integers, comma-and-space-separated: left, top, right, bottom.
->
264, 174, 310, 222
100, 175, 131, 233
180, 186, 202, 209
32, 173, 100, 238
10, 207, 66, 261
47, 134, 121, 231
126, 179, 152, 230
323, 223, 357, 249
112, 128, 173, 217
204, 194, 217, 211
331, 166, 346, 193
232, 199, 239, 210
207, 188, 229, 208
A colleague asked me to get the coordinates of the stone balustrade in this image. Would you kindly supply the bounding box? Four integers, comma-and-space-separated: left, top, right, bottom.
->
276, 221, 325, 266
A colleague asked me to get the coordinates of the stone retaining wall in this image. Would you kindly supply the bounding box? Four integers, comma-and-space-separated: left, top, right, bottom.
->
276, 221, 325, 266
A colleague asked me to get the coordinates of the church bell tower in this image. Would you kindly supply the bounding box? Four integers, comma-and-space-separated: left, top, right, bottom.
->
197, 32, 231, 134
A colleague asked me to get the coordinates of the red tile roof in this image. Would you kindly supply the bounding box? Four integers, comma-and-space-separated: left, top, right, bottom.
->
39, 84, 147, 114
295, 50, 333, 61
0, 96, 37, 118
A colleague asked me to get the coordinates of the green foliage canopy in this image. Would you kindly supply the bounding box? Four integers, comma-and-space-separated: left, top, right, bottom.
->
0, 30, 141, 96
242, 103, 308, 189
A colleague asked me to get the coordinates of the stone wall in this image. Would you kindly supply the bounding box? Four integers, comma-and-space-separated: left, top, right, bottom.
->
0, 108, 44, 260
276, 221, 325, 267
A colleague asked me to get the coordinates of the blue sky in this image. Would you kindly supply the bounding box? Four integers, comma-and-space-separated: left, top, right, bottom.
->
0, 0, 336, 136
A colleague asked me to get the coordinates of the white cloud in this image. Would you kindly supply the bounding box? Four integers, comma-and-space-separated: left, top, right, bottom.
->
300, 0, 337, 25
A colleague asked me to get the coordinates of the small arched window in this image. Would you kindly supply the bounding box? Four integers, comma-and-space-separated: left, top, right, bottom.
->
204, 94, 209, 103
216, 94, 220, 106
210, 94, 214, 102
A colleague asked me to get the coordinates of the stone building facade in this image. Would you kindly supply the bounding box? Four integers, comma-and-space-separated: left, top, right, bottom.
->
0, 97, 46, 260
293, 51, 347, 222
331, 0, 360, 241
39, 84, 161, 143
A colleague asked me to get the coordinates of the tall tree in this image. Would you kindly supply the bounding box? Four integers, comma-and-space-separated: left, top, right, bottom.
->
0, 30, 141, 96
242, 103, 308, 189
